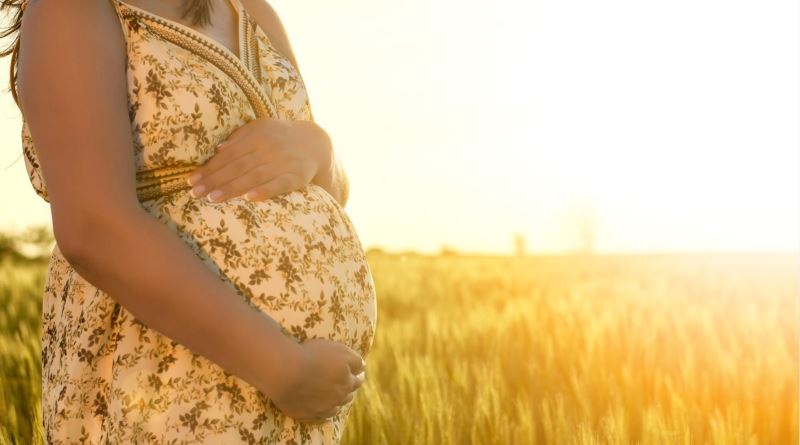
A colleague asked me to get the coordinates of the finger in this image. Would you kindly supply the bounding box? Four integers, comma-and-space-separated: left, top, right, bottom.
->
207, 140, 252, 172
339, 390, 356, 407
244, 173, 301, 202
350, 370, 366, 392
345, 351, 366, 375
206, 163, 282, 202
191, 150, 267, 200
187, 139, 257, 188
217, 123, 251, 148
216, 117, 265, 150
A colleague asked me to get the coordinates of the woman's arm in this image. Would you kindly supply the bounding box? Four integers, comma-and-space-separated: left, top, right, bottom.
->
307, 124, 351, 208
245, 0, 351, 208
17, 0, 307, 399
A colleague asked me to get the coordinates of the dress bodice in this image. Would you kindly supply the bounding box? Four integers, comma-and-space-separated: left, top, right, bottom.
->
21, 0, 314, 203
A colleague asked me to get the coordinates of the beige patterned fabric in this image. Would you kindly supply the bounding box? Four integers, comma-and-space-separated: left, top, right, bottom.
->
20, 0, 377, 443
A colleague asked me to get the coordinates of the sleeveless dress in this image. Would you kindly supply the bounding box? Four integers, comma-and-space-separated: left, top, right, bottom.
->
20, 0, 378, 443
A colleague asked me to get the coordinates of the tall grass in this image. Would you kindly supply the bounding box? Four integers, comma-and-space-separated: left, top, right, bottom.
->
342, 253, 798, 445
1, 257, 46, 444
1, 252, 797, 444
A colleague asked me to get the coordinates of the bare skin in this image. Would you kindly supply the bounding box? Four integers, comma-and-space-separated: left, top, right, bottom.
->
125, 0, 350, 206
17, 0, 362, 425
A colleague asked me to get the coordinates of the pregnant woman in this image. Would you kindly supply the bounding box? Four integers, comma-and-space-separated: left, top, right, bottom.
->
9, 0, 377, 443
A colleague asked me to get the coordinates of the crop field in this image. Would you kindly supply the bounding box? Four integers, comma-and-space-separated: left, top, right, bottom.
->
1, 252, 797, 444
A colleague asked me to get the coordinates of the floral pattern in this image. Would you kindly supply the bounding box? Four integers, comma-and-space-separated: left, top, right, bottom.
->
21, 0, 377, 443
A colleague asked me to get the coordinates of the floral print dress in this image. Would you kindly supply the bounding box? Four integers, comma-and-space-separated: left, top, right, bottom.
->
20, 0, 378, 443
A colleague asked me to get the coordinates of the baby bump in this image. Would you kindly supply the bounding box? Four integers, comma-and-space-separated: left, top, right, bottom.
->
66, 183, 379, 442
142, 183, 378, 359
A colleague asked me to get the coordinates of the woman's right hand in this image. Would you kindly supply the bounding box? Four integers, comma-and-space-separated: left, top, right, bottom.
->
270, 337, 367, 424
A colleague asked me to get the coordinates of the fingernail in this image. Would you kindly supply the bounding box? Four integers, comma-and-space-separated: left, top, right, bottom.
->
190, 184, 206, 198
208, 189, 223, 202
216, 142, 229, 151
187, 172, 203, 186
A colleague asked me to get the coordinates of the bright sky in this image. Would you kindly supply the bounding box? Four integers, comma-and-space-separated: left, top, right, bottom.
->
0, 0, 797, 254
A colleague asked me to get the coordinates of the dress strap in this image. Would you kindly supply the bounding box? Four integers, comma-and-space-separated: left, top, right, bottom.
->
228, 0, 260, 80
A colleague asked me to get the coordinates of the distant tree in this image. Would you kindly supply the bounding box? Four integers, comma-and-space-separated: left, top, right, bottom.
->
18, 224, 55, 259
0, 231, 20, 260
0, 224, 54, 261
365, 246, 387, 257
513, 232, 526, 257
440, 244, 459, 257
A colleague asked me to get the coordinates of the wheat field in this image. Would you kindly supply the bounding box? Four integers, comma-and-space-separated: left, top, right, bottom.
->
1, 252, 797, 444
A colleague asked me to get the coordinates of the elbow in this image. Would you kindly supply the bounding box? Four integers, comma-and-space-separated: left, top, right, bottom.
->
52, 214, 98, 266
51, 202, 140, 266
53, 220, 94, 266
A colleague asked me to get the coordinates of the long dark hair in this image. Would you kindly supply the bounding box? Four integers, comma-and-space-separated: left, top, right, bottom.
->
0, 0, 214, 108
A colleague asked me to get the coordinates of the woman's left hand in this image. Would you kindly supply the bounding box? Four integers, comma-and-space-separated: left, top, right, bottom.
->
185, 118, 332, 203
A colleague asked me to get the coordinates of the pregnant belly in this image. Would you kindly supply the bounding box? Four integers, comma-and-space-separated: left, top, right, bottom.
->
140, 183, 378, 359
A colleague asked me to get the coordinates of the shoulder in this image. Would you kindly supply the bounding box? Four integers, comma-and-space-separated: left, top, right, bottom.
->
16, 1, 143, 234
240, 0, 302, 73
22, 0, 122, 32
18, 0, 127, 100
20, 0, 126, 63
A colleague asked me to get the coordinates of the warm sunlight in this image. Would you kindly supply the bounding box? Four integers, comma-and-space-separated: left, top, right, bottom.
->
1, 0, 797, 254
0, 1, 797, 444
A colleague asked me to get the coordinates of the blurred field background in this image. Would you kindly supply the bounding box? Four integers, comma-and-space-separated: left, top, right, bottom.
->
1, 0, 797, 443
1, 228, 797, 444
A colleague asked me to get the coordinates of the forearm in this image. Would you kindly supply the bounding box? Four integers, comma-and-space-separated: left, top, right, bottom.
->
61, 205, 306, 398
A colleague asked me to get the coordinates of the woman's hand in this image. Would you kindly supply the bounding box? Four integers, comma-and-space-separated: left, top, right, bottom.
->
270, 338, 367, 424
186, 118, 333, 203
